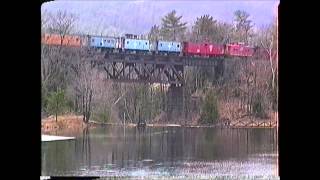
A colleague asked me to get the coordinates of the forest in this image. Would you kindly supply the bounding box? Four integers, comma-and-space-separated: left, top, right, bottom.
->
41, 10, 278, 126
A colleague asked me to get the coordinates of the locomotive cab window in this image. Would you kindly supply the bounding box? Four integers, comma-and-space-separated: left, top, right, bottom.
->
145, 42, 148, 45
177, 44, 180, 48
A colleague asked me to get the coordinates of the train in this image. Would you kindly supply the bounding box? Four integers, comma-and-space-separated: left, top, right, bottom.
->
42, 33, 264, 58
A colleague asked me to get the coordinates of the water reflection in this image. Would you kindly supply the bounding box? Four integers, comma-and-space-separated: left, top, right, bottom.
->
42, 127, 278, 177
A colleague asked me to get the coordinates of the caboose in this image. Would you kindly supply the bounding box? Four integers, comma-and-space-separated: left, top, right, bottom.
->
225, 42, 254, 57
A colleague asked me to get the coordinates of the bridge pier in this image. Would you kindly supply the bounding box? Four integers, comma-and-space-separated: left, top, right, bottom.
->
166, 85, 184, 121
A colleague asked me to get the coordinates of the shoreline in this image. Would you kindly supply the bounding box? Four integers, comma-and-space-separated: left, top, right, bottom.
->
41, 115, 277, 135
89, 121, 277, 129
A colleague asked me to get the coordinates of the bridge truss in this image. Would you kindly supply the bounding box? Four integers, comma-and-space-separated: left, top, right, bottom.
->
91, 51, 225, 85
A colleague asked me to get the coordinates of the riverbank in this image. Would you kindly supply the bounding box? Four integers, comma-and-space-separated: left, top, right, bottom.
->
42, 113, 278, 135
89, 120, 277, 128
41, 115, 99, 136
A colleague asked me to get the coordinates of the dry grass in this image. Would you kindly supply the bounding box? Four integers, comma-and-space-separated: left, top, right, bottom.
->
218, 98, 278, 128
41, 114, 87, 135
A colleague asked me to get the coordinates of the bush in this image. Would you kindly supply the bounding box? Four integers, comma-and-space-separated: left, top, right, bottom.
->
92, 108, 110, 123
200, 90, 219, 124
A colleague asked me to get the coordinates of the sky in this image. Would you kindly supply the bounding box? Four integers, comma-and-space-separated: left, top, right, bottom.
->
41, 0, 279, 36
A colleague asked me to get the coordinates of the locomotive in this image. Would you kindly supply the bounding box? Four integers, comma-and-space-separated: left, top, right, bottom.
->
42, 33, 257, 58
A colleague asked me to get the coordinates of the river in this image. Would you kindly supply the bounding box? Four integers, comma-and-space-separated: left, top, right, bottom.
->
41, 126, 278, 178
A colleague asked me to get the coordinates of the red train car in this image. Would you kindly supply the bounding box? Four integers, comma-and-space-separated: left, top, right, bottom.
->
42, 33, 83, 47
225, 43, 254, 57
183, 42, 224, 57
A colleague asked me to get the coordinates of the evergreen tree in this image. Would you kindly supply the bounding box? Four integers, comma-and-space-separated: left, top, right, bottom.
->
46, 88, 67, 122
160, 10, 187, 41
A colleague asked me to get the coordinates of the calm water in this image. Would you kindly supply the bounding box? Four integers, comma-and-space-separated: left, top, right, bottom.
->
41, 127, 278, 178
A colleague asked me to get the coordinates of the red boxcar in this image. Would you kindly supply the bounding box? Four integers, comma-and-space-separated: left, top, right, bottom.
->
42, 33, 83, 47
183, 42, 224, 57
225, 43, 254, 57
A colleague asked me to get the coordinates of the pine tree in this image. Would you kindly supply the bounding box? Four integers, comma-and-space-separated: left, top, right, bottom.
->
160, 10, 187, 41
46, 88, 67, 122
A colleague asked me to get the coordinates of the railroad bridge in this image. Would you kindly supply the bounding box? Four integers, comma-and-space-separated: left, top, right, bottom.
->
43, 45, 233, 121
87, 50, 228, 120
90, 51, 225, 86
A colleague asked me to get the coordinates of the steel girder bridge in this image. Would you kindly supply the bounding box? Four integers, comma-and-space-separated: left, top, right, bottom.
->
90, 51, 225, 85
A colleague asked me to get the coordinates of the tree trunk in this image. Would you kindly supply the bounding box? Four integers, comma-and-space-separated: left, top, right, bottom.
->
56, 99, 58, 122
84, 88, 88, 123
87, 89, 93, 123
82, 93, 86, 123
269, 52, 275, 90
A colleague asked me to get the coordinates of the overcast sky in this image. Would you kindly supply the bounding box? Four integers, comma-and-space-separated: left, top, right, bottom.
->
42, 0, 279, 36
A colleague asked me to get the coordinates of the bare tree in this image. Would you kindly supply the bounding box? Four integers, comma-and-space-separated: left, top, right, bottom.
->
47, 10, 77, 42
72, 61, 96, 123
41, 10, 49, 34
192, 14, 217, 43
41, 11, 78, 92
258, 19, 277, 90
233, 10, 253, 44
148, 24, 161, 42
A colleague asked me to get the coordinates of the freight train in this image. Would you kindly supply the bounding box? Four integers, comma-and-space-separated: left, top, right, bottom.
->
42, 33, 264, 58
